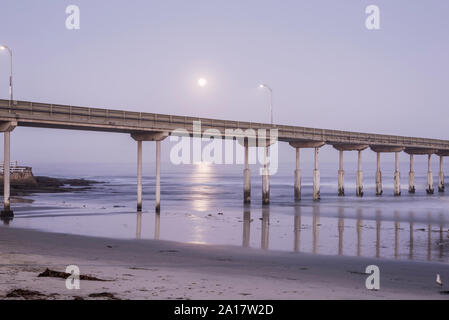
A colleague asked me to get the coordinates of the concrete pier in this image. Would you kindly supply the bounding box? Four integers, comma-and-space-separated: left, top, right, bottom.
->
394, 152, 401, 196
243, 140, 251, 203
294, 148, 301, 200
313, 147, 320, 200
427, 154, 434, 194
137, 140, 142, 211
6, 97, 449, 206
409, 154, 415, 193
131, 131, 168, 212
0, 121, 16, 217
262, 144, 270, 205
338, 150, 344, 196
376, 152, 382, 196
438, 156, 444, 192
356, 150, 363, 197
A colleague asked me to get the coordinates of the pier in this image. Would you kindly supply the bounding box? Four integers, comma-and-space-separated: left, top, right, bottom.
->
1, 99, 449, 216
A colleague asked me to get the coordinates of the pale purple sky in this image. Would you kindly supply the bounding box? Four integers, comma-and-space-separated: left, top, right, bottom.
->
1, 0, 449, 168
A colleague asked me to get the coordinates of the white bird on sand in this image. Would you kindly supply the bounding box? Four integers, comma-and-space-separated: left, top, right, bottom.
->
436, 274, 443, 287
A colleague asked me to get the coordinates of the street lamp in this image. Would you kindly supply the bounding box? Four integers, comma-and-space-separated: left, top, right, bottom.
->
259, 84, 273, 125
0, 45, 13, 105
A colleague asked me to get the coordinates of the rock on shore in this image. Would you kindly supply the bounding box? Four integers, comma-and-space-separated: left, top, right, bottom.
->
0, 176, 102, 196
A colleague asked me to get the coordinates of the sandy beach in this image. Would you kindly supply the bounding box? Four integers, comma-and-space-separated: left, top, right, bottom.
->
0, 226, 448, 300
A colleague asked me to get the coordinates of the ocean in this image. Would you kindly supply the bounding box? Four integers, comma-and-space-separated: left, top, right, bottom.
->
4, 160, 449, 263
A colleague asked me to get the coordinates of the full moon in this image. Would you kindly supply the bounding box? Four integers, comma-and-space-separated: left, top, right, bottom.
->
198, 78, 207, 87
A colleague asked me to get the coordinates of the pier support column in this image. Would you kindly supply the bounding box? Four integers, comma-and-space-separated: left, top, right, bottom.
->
394, 152, 401, 196
356, 150, 363, 197
1, 122, 16, 218
426, 154, 434, 194
243, 140, 251, 203
438, 156, 444, 192
313, 147, 320, 200
294, 148, 301, 200
290, 141, 324, 200
1, 131, 12, 217
338, 150, 344, 196
409, 154, 415, 193
155, 140, 161, 213
131, 131, 168, 213
262, 144, 270, 205
376, 152, 382, 196
137, 140, 142, 211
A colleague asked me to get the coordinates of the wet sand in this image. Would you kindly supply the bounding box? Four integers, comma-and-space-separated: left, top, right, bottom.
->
0, 226, 448, 300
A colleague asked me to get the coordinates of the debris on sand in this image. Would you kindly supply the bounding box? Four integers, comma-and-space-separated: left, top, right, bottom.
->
38, 268, 108, 281
159, 250, 179, 253
347, 270, 367, 275
6, 289, 47, 299
88, 292, 119, 300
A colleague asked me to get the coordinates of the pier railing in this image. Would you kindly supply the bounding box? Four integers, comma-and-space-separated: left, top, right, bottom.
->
1, 99, 449, 151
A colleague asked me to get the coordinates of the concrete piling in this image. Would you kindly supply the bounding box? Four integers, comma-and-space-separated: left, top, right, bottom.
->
438, 156, 444, 192
262, 144, 270, 205
131, 132, 167, 213
376, 152, 382, 196
394, 152, 401, 196
409, 154, 415, 193
338, 150, 344, 196
290, 141, 324, 201
356, 150, 363, 197
1, 124, 15, 217
294, 148, 301, 200
243, 140, 251, 203
426, 154, 434, 194
137, 140, 142, 211
313, 147, 320, 200
1, 131, 12, 216
155, 140, 161, 213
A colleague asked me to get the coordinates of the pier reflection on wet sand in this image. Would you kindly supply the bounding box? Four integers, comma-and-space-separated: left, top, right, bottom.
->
133, 205, 448, 263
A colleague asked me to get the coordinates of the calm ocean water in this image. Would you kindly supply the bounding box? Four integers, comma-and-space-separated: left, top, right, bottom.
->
3, 160, 449, 263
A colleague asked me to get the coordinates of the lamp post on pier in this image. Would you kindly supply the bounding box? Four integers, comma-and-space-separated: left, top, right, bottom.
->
259, 84, 273, 125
